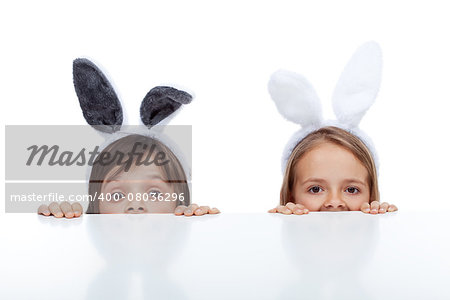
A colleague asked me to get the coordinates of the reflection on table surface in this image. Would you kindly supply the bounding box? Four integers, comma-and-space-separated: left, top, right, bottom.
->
0, 212, 449, 300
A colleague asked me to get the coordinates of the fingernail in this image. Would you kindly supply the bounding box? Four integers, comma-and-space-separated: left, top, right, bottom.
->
185, 209, 191, 214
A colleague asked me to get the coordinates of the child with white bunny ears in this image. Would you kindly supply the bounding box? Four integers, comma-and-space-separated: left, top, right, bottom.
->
268, 41, 398, 215
38, 58, 219, 218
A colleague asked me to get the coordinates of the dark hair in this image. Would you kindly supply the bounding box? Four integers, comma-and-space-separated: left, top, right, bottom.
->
87, 134, 190, 213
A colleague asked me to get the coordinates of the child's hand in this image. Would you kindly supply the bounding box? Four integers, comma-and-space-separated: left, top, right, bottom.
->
360, 201, 398, 214
174, 204, 220, 216
268, 202, 309, 215
38, 202, 83, 218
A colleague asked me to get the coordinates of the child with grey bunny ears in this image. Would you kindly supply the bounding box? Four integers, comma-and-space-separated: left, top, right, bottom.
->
267, 41, 398, 215
38, 58, 219, 218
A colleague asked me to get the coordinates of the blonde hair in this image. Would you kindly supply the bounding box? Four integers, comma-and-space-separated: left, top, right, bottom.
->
280, 126, 379, 205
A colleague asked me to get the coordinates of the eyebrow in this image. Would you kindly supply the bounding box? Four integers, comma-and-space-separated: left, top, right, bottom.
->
342, 179, 368, 186
99, 173, 167, 185
301, 178, 327, 185
301, 177, 367, 186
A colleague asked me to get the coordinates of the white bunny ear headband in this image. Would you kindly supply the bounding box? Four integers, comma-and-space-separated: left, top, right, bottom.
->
268, 41, 382, 175
72, 58, 193, 186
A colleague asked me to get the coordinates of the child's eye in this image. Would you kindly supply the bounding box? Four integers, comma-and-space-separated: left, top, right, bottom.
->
308, 186, 323, 194
111, 192, 125, 201
345, 187, 360, 194
148, 190, 161, 197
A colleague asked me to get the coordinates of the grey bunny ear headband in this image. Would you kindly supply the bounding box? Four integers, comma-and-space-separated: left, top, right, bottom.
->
268, 41, 382, 175
72, 58, 193, 183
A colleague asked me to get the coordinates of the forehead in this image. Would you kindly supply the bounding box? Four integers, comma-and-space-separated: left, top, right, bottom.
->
295, 142, 369, 183
104, 162, 166, 182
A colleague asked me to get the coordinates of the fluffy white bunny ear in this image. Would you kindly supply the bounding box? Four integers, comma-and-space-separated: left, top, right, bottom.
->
332, 41, 382, 127
268, 69, 322, 127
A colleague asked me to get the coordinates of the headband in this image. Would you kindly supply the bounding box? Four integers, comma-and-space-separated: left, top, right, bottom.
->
72, 58, 192, 197
268, 41, 382, 174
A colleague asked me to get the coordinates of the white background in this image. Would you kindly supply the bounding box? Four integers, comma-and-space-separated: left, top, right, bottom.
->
1, 0, 450, 213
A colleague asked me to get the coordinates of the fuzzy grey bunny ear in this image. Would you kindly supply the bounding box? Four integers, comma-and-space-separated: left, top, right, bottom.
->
73, 58, 123, 133
140, 86, 192, 127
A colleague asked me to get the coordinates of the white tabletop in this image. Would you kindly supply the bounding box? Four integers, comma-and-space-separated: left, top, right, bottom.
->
0, 212, 449, 300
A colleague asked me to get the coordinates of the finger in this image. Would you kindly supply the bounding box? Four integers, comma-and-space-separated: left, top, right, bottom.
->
387, 204, 398, 212
48, 202, 63, 218
275, 205, 284, 213
360, 202, 370, 213
71, 203, 83, 217
379, 202, 389, 214
268, 208, 277, 213
293, 208, 304, 215
276, 205, 292, 215
60, 202, 74, 218
209, 207, 220, 214
38, 204, 50, 216
285, 202, 296, 211
194, 206, 210, 216
200, 206, 210, 212
294, 204, 308, 215
370, 201, 380, 214
184, 204, 199, 216
174, 205, 187, 216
